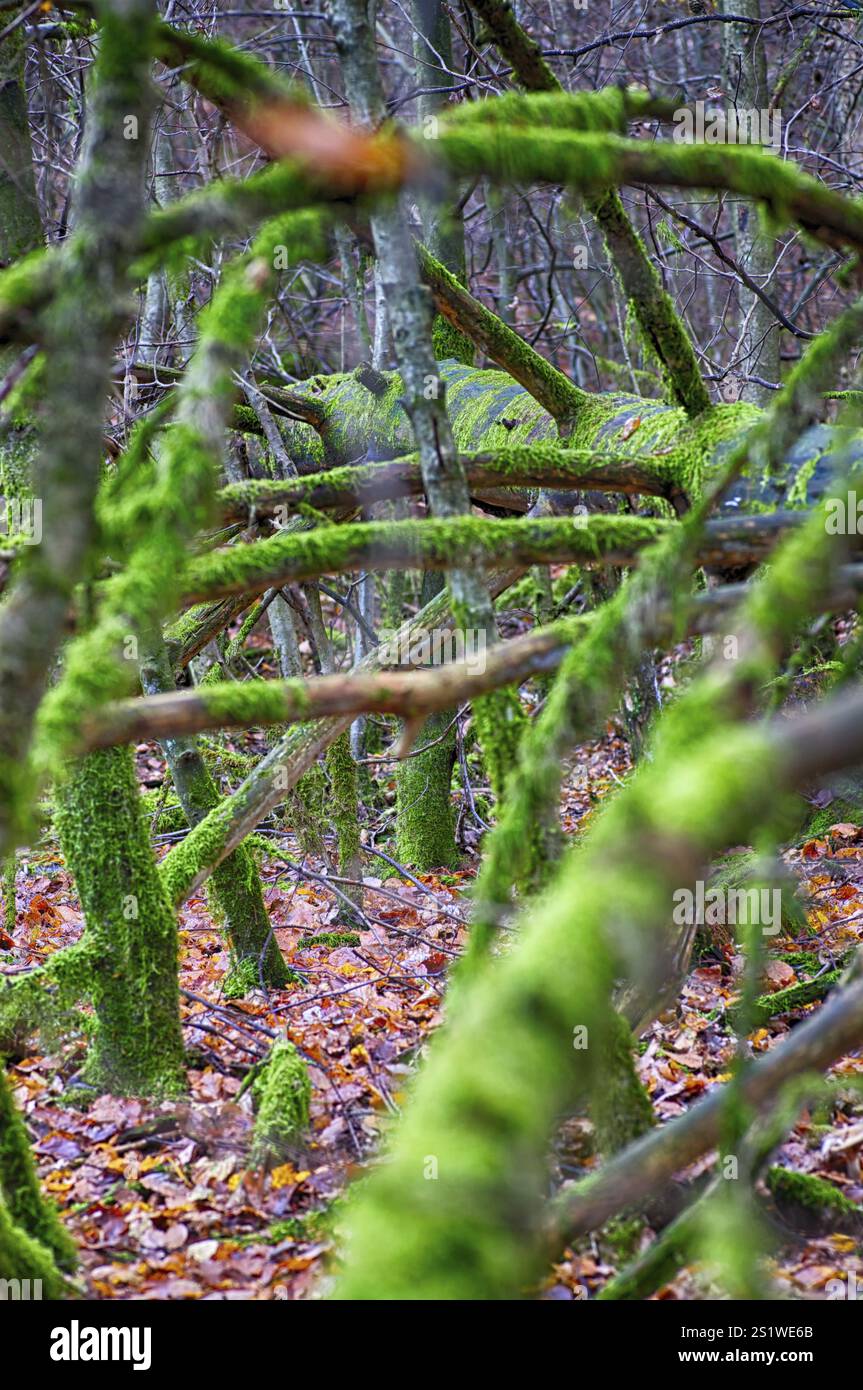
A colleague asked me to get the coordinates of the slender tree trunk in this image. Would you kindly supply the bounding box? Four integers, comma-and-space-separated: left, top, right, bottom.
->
139, 636, 290, 994
0, 30, 42, 501
329, 0, 525, 802
721, 0, 782, 404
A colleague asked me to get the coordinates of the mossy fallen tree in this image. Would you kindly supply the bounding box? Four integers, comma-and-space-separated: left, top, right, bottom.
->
202, 331, 860, 534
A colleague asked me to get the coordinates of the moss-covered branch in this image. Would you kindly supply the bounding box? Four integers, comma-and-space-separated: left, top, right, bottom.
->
158, 563, 527, 908
332, 477, 854, 1296
556, 959, 863, 1247
34, 211, 328, 773
0, 0, 159, 856
217, 445, 682, 522
182, 511, 804, 606
332, 689, 863, 1299
437, 127, 863, 259
461, 0, 710, 416
80, 615, 586, 749
417, 246, 590, 427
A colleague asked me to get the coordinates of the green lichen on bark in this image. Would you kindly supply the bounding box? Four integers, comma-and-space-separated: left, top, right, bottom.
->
54, 747, 186, 1096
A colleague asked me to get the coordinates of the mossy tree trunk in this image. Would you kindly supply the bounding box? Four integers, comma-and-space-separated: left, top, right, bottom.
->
392, 7, 469, 869
54, 746, 186, 1096
139, 637, 290, 995
395, 572, 459, 871
0, 1064, 76, 1281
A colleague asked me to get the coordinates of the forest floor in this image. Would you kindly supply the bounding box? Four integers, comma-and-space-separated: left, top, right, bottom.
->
4, 639, 863, 1300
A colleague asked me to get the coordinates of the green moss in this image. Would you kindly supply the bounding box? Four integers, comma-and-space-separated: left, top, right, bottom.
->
436, 127, 863, 252
433, 320, 474, 366
296, 931, 360, 950
766, 1166, 862, 1235
803, 797, 863, 839
250, 1039, 311, 1167
210, 841, 293, 994
441, 86, 657, 135
54, 747, 186, 1097
200, 678, 310, 728
3, 855, 15, 936
0, 1199, 67, 1297
396, 709, 459, 871
0, 940, 96, 1055
779, 951, 820, 972
0, 1066, 77, 1272
287, 763, 328, 859
730, 970, 843, 1029
152, 21, 302, 114
185, 512, 669, 602
591, 1012, 654, 1157
325, 732, 362, 921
